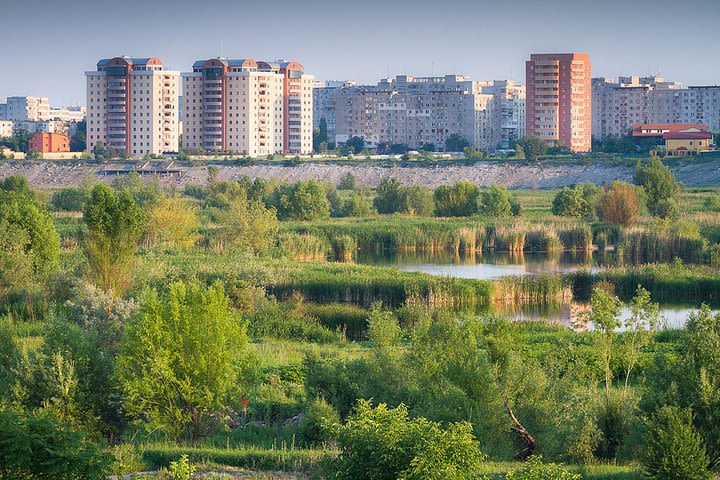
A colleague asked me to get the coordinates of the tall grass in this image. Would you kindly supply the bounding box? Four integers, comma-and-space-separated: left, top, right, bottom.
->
277, 232, 329, 261
619, 229, 706, 264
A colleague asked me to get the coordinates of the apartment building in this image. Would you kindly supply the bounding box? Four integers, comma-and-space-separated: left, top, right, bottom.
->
679, 86, 720, 132
0, 121, 13, 137
45, 106, 86, 123
28, 132, 70, 153
86, 56, 179, 156
592, 76, 683, 140
182, 58, 314, 156
526, 53, 592, 152
0, 96, 50, 121
313, 80, 355, 145
330, 74, 524, 152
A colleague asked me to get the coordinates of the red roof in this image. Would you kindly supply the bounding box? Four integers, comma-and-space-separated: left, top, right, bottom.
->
632, 123, 707, 137
663, 131, 713, 140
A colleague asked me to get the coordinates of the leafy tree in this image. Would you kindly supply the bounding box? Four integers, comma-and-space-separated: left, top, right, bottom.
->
598, 181, 640, 227
590, 287, 623, 398
399, 186, 434, 217
421, 143, 435, 152
70, 120, 87, 152
634, 158, 681, 217
643, 406, 711, 480
434, 180, 479, 217
83, 184, 145, 296
299, 397, 340, 447
0, 410, 110, 479
374, 177, 403, 214
479, 185, 519, 218
92, 142, 112, 161
622, 286, 659, 390
51, 186, 89, 212
344, 136, 365, 155
341, 191, 374, 217
444, 133, 470, 152
516, 136, 548, 162
330, 400, 485, 480
552, 184, 598, 219
145, 196, 199, 250
213, 190, 279, 254
313, 118, 329, 154
112, 172, 161, 208
0, 317, 21, 401
337, 172, 356, 190
367, 303, 402, 349
272, 180, 330, 221
118, 280, 249, 445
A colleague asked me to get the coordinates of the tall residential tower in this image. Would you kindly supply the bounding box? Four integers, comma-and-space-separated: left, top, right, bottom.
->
526, 53, 592, 152
86, 56, 179, 156
181, 58, 314, 155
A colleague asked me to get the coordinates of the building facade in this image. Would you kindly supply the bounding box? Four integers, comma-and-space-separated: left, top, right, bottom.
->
526, 53, 592, 152
182, 58, 314, 156
313, 80, 355, 146
0, 121, 13, 138
86, 56, 179, 156
0, 96, 50, 121
29, 132, 70, 153
329, 74, 524, 152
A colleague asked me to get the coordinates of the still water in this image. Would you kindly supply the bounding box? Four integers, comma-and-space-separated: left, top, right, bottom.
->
357, 250, 716, 328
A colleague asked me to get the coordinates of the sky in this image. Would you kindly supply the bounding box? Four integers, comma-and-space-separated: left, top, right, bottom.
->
2, 0, 718, 106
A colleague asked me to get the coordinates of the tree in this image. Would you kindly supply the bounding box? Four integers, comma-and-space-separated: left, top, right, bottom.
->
92, 142, 112, 161
643, 406, 711, 480
344, 136, 365, 155
313, 118, 329, 153
598, 181, 640, 227
51, 186, 89, 212
272, 180, 330, 221
83, 184, 145, 296
0, 410, 110, 479
112, 172, 161, 207
374, 177, 403, 214
444, 133, 470, 152
214, 190, 279, 254
337, 172, 356, 190
552, 184, 598, 219
342, 191, 375, 217
330, 400, 485, 480
590, 287, 623, 398
516, 136, 548, 162
622, 286, 659, 390
634, 157, 681, 217
434, 180, 479, 217
299, 397, 340, 447
145, 196, 199, 250
399, 186, 434, 217
0, 317, 21, 401
118, 280, 249, 445
70, 120, 87, 152
479, 185, 519, 218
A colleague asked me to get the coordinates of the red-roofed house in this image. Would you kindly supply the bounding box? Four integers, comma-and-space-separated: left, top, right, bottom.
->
662, 130, 714, 156
632, 123, 707, 138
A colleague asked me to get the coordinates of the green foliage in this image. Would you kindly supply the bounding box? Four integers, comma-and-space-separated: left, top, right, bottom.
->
598, 182, 640, 227
504, 455, 580, 480
374, 177, 403, 214
299, 397, 340, 447
341, 190, 374, 217
399, 185, 435, 216
366, 302, 402, 348
330, 400, 485, 480
517, 136, 548, 161
118, 280, 249, 444
0, 317, 21, 401
634, 158, 681, 217
83, 184, 145, 296
213, 189, 279, 254
70, 120, 86, 152
51, 186, 89, 212
0, 410, 110, 479
479, 185, 519, 218
272, 180, 330, 221
337, 172, 356, 190
112, 172, 162, 208
434, 180, 479, 217
169, 454, 196, 480
552, 184, 598, 219
444, 133, 470, 152
643, 406, 710, 480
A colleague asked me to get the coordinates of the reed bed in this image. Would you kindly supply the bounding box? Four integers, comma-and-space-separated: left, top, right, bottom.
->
330, 235, 357, 262
491, 274, 572, 303
277, 232, 330, 261
619, 229, 706, 264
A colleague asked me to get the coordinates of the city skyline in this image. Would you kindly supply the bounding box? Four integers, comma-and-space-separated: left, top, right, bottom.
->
2, 0, 719, 106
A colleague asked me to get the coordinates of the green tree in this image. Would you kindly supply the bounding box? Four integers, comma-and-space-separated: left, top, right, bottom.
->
70, 120, 87, 152
643, 406, 711, 480
622, 286, 659, 390
516, 136, 548, 162
213, 190, 279, 254
434, 180, 479, 217
552, 184, 598, 219
342, 190, 374, 217
479, 185, 518, 218
444, 133, 470, 152
299, 397, 340, 447
118, 281, 249, 445
313, 117, 329, 153
0, 317, 21, 402
272, 180, 330, 221
337, 172, 356, 190
330, 400, 485, 480
399, 186, 435, 216
634, 158, 682, 217
83, 184, 145, 296
374, 177, 403, 214
344, 136, 365, 154
92, 142, 112, 161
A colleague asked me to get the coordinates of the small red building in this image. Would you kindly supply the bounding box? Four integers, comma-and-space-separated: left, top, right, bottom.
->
28, 132, 70, 153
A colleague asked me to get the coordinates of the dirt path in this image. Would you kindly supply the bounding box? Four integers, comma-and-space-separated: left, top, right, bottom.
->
1, 159, 719, 189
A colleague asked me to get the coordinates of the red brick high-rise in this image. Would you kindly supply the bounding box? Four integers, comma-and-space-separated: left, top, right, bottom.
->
526, 53, 592, 153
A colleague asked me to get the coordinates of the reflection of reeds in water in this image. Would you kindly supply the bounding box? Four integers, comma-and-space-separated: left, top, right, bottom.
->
619, 228, 705, 264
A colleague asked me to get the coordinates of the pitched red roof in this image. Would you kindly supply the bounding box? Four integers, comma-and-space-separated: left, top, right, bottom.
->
663, 131, 713, 140
632, 123, 707, 137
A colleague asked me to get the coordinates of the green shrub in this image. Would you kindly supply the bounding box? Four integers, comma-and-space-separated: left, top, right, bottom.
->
169, 454, 195, 480
479, 185, 517, 218
299, 397, 340, 447
51, 187, 89, 212
643, 406, 710, 480
504, 455, 580, 480
434, 180, 479, 217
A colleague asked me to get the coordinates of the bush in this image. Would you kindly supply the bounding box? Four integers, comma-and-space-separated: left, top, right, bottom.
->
399, 186, 434, 216
505, 455, 580, 480
0, 410, 111, 479
341, 191, 374, 217
299, 397, 340, 447
434, 180, 479, 217
634, 158, 681, 216
374, 177, 403, 214
330, 400, 485, 480
643, 406, 710, 480
479, 185, 518, 218
702, 194, 720, 212
598, 182, 640, 227
337, 172, 356, 190
271, 180, 330, 221
51, 187, 89, 212
552, 184, 597, 219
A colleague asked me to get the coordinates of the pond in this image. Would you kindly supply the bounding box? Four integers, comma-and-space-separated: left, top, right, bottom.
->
357, 250, 717, 328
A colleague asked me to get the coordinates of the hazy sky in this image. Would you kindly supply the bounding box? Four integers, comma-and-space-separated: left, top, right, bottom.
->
2, 0, 718, 106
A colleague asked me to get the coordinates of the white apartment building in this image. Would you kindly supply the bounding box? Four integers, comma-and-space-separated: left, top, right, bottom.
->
86, 56, 179, 156
679, 86, 720, 131
331, 75, 525, 152
0, 121, 13, 138
0, 96, 50, 121
45, 106, 86, 123
182, 58, 314, 156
